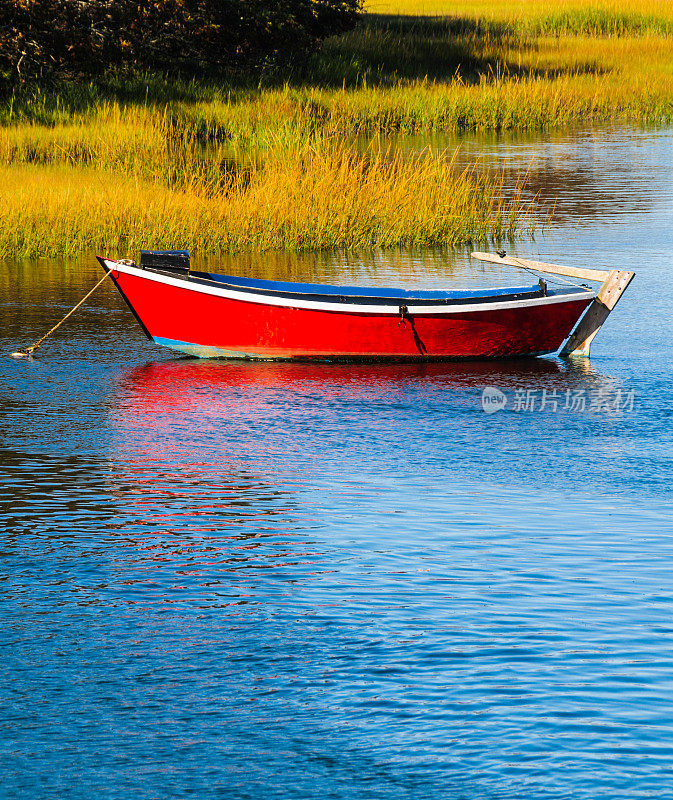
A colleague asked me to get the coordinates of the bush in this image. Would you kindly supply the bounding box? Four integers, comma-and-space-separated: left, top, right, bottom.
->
0, 0, 362, 83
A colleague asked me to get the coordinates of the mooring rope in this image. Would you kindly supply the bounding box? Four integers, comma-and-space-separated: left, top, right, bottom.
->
11, 270, 112, 358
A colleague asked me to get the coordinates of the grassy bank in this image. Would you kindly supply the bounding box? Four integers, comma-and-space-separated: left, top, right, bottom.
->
0, 147, 532, 260
2, 0, 673, 257
0, 90, 537, 259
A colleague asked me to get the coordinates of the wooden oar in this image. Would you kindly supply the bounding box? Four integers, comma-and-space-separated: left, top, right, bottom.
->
471, 251, 635, 358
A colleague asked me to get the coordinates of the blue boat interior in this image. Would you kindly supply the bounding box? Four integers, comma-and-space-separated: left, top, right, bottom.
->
195, 271, 546, 300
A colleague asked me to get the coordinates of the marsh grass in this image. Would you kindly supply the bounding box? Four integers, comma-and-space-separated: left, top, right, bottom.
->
372, 0, 673, 33
3, 0, 673, 256
0, 142, 534, 259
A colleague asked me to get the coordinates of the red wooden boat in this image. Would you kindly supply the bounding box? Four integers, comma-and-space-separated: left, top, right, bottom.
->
97, 250, 633, 360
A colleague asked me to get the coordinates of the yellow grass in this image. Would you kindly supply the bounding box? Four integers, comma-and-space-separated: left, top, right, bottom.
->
369, 0, 673, 29
0, 147, 533, 259
3, 0, 673, 256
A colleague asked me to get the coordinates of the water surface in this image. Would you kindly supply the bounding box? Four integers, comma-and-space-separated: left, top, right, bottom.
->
1, 126, 672, 799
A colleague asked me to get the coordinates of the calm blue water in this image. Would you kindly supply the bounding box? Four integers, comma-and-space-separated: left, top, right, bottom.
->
1, 127, 672, 799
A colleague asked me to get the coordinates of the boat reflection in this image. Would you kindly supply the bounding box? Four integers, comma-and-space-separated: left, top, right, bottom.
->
111, 355, 617, 497
102, 354, 620, 604
117, 355, 610, 413
110, 356, 616, 485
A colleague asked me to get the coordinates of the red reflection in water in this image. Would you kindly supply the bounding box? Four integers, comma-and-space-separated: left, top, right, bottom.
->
107, 356, 573, 521
103, 356, 595, 595
118, 357, 570, 408
111, 357, 580, 458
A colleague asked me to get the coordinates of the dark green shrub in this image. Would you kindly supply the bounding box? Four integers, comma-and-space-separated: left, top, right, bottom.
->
0, 0, 361, 83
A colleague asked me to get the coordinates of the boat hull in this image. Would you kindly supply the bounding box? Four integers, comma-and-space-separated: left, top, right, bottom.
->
100, 260, 594, 360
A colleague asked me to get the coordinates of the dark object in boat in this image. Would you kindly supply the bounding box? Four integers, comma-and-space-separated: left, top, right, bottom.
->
140, 249, 190, 275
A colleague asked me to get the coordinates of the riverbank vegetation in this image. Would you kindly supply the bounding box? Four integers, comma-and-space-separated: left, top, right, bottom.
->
2, 0, 673, 257
0, 150, 532, 259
